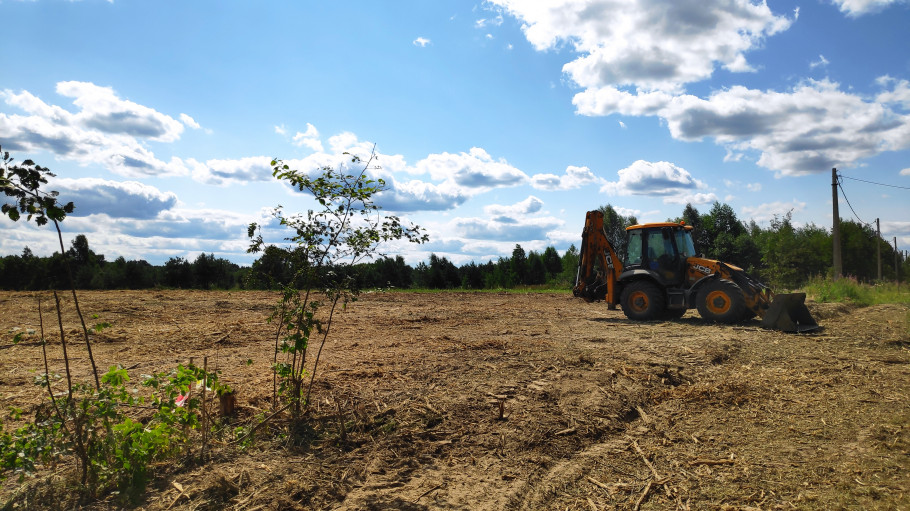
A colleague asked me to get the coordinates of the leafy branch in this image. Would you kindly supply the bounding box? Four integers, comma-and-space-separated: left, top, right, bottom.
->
1, 147, 100, 388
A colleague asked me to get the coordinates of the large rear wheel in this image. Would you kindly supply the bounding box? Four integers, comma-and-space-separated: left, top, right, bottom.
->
696, 279, 746, 323
620, 281, 666, 321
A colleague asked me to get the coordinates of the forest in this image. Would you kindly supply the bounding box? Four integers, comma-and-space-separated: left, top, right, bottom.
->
1, 202, 906, 292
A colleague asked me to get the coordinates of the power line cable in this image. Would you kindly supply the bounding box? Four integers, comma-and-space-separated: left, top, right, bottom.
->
836, 174, 871, 226
839, 174, 910, 190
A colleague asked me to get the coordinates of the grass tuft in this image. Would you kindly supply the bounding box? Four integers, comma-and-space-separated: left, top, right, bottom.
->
805, 275, 910, 306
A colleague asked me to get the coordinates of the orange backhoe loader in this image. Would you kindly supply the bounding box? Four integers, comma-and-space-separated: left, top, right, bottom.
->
573, 210, 818, 332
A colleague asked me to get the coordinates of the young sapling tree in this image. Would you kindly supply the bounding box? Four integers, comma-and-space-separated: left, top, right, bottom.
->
248, 147, 427, 418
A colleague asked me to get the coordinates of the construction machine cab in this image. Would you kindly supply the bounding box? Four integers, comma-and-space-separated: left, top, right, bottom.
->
623, 223, 695, 286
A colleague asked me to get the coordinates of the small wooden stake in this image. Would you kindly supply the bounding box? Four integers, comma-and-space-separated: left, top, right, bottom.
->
202, 356, 208, 461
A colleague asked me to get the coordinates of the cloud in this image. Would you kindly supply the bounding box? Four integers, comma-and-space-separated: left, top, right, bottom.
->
374, 179, 468, 212
830, 0, 907, 17
328, 132, 362, 154
880, 220, 910, 236
577, 79, 910, 176
901, 167, 910, 175
723, 179, 762, 192
184, 130, 520, 213
55, 81, 184, 142
190, 156, 274, 186
664, 192, 719, 205
475, 14, 503, 28
414, 147, 528, 191
347, 144, 528, 212
180, 113, 201, 129
483, 196, 544, 221
450, 214, 563, 242
292, 123, 323, 152
601, 160, 707, 198
413, 37, 431, 47
612, 206, 642, 218
50, 177, 178, 219
531, 165, 603, 191
495, 3, 910, 177
662, 80, 910, 176
876, 76, 910, 109
119, 207, 266, 240
809, 55, 829, 69
740, 200, 807, 223
491, 0, 792, 93
0, 83, 191, 177
0, 204, 273, 265
573, 88, 673, 117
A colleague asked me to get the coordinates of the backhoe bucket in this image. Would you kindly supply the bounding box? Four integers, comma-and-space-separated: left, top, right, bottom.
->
760, 293, 819, 333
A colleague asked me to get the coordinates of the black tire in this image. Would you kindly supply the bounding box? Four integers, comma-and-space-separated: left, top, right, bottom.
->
696, 279, 747, 324
620, 281, 666, 321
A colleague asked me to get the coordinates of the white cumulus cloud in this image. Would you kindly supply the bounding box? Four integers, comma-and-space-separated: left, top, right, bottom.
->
490, 0, 792, 93
0, 82, 190, 177
661, 80, 910, 176
414, 147, 528, 192
484, 196, 544, 220
50, 177, 178, 219
292, 123, 323, 152
180, 113, 201, 129
830, 0, 907, 17
531, 165, 603, 191
601, 160, 707, 197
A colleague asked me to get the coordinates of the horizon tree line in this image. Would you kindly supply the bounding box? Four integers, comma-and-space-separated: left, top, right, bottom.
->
1, 203, 906, 292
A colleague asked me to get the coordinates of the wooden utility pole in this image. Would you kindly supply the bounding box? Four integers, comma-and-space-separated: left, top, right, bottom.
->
876, 218, 882, 281
832, 168, 842, 279
895, 237, 900, 289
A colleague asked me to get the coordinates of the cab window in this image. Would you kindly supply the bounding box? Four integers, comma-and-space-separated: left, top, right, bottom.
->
646, 231, 670, 260
675, 229, 696, 258
625, 230, 642, 265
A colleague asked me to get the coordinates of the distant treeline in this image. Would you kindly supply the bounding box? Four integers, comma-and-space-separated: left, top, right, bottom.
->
1, 202, 906, 292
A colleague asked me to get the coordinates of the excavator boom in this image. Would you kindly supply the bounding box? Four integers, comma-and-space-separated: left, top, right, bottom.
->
573, 211, 623, 304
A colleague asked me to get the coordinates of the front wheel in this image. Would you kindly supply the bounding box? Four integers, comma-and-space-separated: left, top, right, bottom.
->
620, 281, 666, 321
696, 279, 746, 323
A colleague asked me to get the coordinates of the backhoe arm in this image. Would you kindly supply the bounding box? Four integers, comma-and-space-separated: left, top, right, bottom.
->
573, 210, 624, 303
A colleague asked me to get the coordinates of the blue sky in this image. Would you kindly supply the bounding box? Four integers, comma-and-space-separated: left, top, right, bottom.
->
2, 0, 909, 266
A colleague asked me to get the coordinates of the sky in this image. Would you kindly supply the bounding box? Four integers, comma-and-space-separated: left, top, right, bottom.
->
2, 0, 909, 267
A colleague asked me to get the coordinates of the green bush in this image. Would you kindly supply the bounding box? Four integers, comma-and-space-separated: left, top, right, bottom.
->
0, 364, 226, 502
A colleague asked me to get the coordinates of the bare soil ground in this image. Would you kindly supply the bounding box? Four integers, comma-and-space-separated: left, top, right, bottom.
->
1, 290, 908, 510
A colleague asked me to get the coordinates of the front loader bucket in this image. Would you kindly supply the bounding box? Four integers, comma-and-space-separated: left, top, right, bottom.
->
760, 293, 819, 333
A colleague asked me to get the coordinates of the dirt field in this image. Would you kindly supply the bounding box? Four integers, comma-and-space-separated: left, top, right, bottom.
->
1, 290, 908, 510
